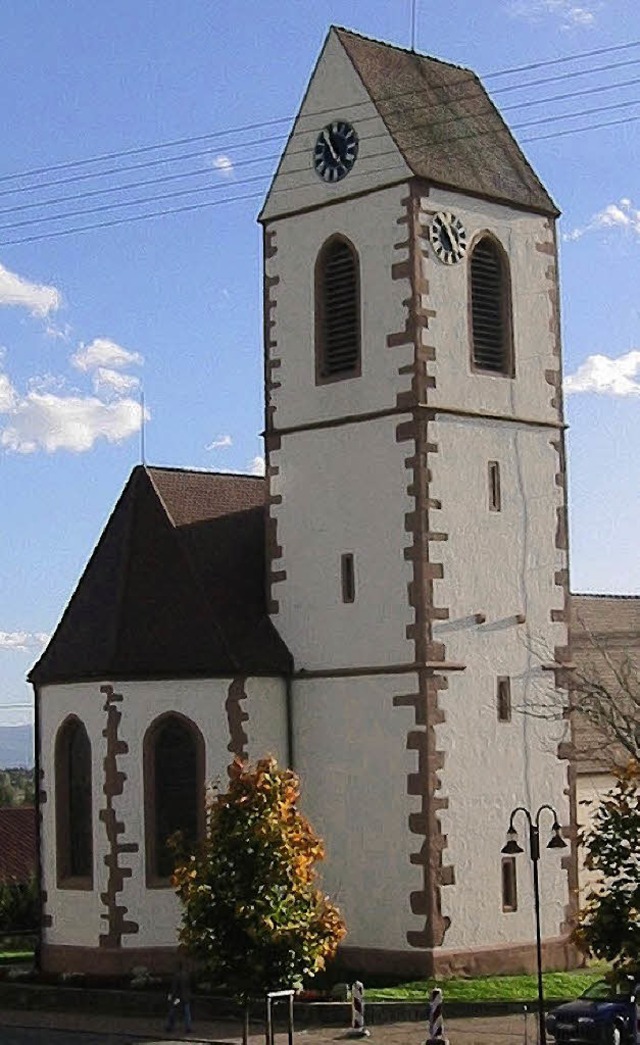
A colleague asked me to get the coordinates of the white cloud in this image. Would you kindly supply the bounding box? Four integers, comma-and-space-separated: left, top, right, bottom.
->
564, 349, 640, 397
1, 393, 145, 454
212, 154, 234, 176
250, 455, 265, 476
508, 0, 597, 26
92, 367, 140, 396
0, 371, 16, 412
564, 198, 640, 242
206, 434, 233, 451
71, 337, 143, 373
0, 261, 61, 316
0, 631, 49, 652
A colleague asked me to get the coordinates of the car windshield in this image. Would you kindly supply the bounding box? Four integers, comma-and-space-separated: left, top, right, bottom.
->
581, 980, 632, 1001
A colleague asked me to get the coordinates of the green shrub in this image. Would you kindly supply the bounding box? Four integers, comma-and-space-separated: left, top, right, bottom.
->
0, 876, 38, 933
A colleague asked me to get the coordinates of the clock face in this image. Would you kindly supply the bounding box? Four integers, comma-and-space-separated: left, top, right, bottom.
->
430, 212, 468, 265
313, 121, 359, 183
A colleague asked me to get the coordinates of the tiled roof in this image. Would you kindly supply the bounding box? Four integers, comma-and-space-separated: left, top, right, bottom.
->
335, 28, 558, 216
570, 593, 640, 771
30, 466, 292, 685
0, 807, 36, 883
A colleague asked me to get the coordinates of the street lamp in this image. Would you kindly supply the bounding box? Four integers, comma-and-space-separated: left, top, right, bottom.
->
502, 805, 567, 1045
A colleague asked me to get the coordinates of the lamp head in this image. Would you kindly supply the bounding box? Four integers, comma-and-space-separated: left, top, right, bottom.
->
501, 826, 524, 855
547, 821, 567, 849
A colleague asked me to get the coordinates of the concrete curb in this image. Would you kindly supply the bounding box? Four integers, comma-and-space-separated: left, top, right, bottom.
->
0, 982, 562, 1025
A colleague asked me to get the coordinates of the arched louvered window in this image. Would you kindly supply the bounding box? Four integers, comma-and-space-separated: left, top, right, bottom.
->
144, 713, 204, 884
316, 236, 361, 382
470, 236, 513, 375
55, 717, 93, 887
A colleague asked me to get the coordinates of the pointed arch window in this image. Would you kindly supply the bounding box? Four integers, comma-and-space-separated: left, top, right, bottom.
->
144, 713, 205, 885
55, 716, 93, 888
470, 236, 513, 376
316, 236, 361, 383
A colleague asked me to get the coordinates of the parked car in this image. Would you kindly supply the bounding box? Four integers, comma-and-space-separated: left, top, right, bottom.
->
546, 979, 639, 1045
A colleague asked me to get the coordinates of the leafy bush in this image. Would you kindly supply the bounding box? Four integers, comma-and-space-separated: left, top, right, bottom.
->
573, 762, 640, 977
171, 756, 346, 1001
0, 876, 38, 933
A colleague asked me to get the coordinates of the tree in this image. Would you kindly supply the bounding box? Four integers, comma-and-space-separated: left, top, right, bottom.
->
573, 762, 640, 977
526, 619, 640, 768
171, 756, 346, 1007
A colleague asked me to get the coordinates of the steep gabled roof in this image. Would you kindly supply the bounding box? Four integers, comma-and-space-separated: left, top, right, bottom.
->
0, 807, 36, 883
30, 466, 291, 686
334, 27, 558, 216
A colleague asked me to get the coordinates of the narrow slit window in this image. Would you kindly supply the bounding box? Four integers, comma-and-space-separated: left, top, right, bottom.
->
316, 237, 361, 382
470, 236, 513, 375
497, 677, 512, 722
488, 461, 501, 512
341, 553, 356, 603
502, 856, 518, 912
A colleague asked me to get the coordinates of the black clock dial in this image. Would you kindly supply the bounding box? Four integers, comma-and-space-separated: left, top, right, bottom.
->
313, 121, 358, 183
430, 212, 468, 265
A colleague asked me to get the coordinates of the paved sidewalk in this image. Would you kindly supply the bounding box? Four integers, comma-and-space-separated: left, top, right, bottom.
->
0, 1007, 534, 1044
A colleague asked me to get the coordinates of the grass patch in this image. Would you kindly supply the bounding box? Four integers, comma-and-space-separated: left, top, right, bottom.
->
0, 950, 34, 965
367, 966, 608, 1003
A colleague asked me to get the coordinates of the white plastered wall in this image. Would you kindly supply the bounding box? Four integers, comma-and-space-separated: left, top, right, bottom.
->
40, 685, 107, 948
266, 183, 413, 431
419, 189, 570, 951
39, 676, 287, 951
430, 420, 570, 949
260, 29, 410, 222
292, 674, 420, 950
421, 189, 560, 423
271, 418, 414, 670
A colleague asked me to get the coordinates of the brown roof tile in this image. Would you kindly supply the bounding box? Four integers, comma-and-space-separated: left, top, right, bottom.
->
0, 807, 36, 883
30, 466, 291, 685
335, 27, 558, 216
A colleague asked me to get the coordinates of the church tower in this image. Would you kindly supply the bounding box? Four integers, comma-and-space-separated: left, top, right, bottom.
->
260, 28, 575, 976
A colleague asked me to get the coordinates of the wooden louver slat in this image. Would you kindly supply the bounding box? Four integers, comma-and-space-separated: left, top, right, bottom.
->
320, 240, 359, 377
471, 239, 509, 373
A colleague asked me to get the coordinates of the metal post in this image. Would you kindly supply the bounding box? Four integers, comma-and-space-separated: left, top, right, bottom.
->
529, 822, 546, 1045
266, 989, 295, 1045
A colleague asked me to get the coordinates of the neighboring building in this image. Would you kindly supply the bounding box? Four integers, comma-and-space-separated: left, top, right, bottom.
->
0, 807, 36, 884
570, 594, 640, 900
31, 27, 576, 978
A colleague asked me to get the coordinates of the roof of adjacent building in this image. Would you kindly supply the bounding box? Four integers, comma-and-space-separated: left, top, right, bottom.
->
570, 593, 640, 771
0, 807, 36, 883
30, 466, 292, 686
334, 27, 558, 216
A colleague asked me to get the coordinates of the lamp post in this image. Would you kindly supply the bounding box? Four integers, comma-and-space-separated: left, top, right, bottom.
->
502, 805, 567, 1045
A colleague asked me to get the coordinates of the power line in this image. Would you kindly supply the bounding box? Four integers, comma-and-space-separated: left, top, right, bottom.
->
1, 62, 639, 222
1, 89, 639, 237
0, 37, 638, 191
2, 109, 640, 249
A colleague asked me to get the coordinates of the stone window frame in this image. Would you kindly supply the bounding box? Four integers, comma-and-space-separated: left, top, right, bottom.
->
143, 711, 205, 889
315, 233, 362, 385
468, 231, 515, 379
54, 714, 93, 891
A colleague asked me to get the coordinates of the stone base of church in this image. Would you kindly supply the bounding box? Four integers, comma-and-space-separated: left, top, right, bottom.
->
41, 935, 580, 980
40, 942, 179, 977
336, 935, 580, 979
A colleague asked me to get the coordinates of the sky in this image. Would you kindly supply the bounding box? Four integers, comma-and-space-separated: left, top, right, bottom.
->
0, 0, 639, 727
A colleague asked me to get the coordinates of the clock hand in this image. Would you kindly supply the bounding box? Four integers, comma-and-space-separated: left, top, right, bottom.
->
322, 129, 339, 162
440, 216, 458, 251
440, 225, 453, 252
